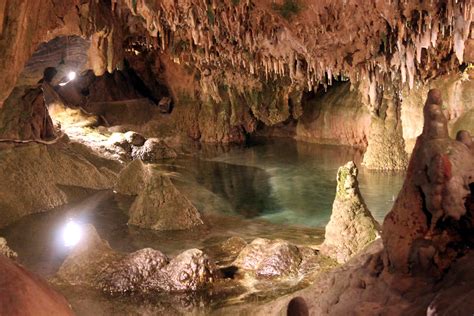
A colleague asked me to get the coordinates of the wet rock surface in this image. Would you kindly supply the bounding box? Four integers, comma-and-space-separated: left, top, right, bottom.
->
232, 238, 319, 280
116, 159, 203, 230
321, 161, 381, 263
131, 138, 178, 162
0, 255, 74, 316
56, 225, 218, 295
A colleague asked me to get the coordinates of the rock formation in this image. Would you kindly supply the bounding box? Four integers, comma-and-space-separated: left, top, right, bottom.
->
131, 138, 178, 162
115, 159, 203, 230
321, 161, 381, 263
232, 238, 318, 279
0, 140, 118, 228
56, 224, 217, 294
383, 88, 474, 276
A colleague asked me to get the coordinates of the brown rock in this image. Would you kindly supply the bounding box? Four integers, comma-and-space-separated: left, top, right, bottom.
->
131, 138, 177, 162
0, 255, 74, 316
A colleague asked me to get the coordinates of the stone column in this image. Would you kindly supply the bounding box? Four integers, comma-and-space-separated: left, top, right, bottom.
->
362, 85, 408, 171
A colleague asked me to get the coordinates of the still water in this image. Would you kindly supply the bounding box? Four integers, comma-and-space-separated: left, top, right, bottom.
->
1, 139, 404, 279
171, 139, 405, 227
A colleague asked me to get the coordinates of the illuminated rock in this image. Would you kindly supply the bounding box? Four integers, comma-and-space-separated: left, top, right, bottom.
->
321, 161, 381, 263
116, 160, 203, 231
131, 138, 177, 162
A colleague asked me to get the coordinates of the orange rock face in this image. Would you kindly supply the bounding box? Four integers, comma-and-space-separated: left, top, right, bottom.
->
0, 255, 74, 316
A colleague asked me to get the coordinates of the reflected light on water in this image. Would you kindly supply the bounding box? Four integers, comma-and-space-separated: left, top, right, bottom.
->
62, 219, 82, 248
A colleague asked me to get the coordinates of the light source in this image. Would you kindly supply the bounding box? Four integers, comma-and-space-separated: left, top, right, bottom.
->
67, 71, 77, 81
62, 219, 83, 248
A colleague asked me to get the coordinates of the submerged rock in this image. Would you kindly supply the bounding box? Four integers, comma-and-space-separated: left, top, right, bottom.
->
116, 160, 203, 231
131, 138, 177, 162
232, 238, 316, 279
0, 237, 17, 259
321, 161, 380, 263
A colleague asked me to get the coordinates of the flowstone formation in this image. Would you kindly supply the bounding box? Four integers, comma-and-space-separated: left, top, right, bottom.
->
321, 161, 381, 263
115, 159, 203, 231
383, 88, 474, 275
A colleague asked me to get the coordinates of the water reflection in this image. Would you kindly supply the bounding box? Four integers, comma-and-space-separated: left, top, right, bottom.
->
169, 139, 404, 227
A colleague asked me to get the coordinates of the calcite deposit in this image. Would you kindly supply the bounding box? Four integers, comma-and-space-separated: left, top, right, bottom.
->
115, 159, 203, 230
321, 161, 381, 263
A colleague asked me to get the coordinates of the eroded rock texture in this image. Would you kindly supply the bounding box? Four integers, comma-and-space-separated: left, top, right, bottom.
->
232, 238, 318, 279
383, 89, 474, 276
321, 162, 381, 263
56, 224, 217, 294
116, 159, 203, 230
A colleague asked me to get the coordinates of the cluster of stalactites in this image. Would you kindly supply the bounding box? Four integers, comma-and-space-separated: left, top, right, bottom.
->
115, 0, 472, 105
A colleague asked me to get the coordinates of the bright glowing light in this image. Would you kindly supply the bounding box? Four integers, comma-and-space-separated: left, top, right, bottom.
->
67, 71, 77, 81
62, 219, 82, 248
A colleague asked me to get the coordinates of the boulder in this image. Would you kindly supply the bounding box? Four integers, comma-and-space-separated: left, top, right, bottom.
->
0, 142, 117, 229
0, 237, 17, 259
163, 249, 217, 292
100, 248, 169, 294
116, 160, 203, 231
321, 161, 381, 263
232, 238, 307, 279
56, 224, 119, 286
56, 225, 217, 294
131, 138, 177, 162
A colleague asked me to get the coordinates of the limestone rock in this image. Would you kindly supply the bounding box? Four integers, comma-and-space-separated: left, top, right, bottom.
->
232, 238, 305, 279
131, 138, 177, 162
0, 255, 74, 316
163, 249, 217, 292
321, 161, 381, 263
0, 237, 17, 259
0, 142, 117, 229
124, 131, 146, 147
116, 160, 203, 231
383, 89, 474, 275
57, 225, 217, 294
115, 159, 148, 195
56, 224, 119, 286
100, 248, 169, 294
